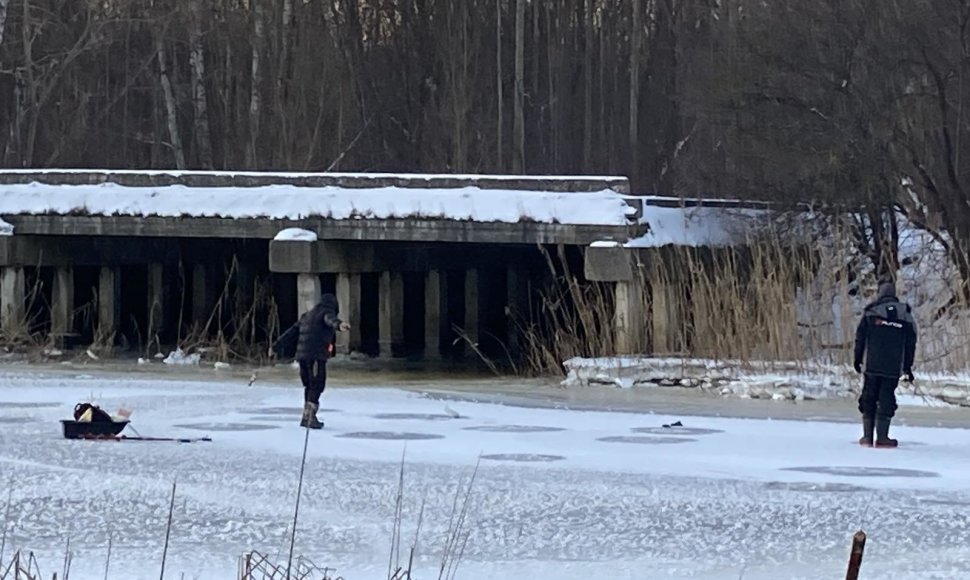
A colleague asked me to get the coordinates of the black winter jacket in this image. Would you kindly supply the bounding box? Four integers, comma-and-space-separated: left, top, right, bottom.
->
853, 295, 917, 379
275, 294, 342, 362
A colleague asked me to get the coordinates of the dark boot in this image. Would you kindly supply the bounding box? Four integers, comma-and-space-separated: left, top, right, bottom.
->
300, 401, 323, 430
875, 416, 898, 448
859, 416, 874, 447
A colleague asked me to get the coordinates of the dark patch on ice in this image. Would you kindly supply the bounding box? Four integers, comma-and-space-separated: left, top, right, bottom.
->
175, 422, 279, 432
372, 413, 461, 421
247, 415, 301, 423
240, 406, 340, 415
0, 402, 61, 409
764, 481, 869, 493
632, 427, 723, 436
918, 498, 970, 507
597, 435, 696, 445
781, 466, 939, 478
481, 453, 565, 462
0, 416, 37, 424
463, 425, 566, 433
336, 431, 445, 441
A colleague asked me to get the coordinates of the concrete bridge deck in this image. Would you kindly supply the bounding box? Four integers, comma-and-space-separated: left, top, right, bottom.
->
0, 170, 648, 362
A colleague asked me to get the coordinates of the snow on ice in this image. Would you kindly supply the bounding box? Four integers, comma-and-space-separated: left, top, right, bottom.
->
0, 217, 13, 236
162, 348, 201, 366
0, 182, 634, 225
561, 356, 970, 407
3, 370, 970, 580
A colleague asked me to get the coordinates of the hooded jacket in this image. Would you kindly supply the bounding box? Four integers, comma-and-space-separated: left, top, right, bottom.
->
853, 285, 917, 379
274, 294, 342, 362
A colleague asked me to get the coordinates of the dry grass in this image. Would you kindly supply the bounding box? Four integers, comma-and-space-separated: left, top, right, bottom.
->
519, 216, 970, 376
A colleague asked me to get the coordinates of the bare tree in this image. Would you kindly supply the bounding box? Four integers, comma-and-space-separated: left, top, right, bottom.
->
247, 0, 265, 168
188, 0, 214, 169
629, 0, 642, 184
512, 0, 525, 173
495, 0, 503, 171
0, 0, 9, 46
155, 30, 186, 169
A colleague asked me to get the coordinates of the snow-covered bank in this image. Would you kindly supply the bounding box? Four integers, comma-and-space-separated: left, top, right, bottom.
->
562, 356, 970, 407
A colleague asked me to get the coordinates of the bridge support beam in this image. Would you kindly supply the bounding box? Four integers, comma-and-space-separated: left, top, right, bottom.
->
98, 266, 120, 344
335, 273, 361, 355
192, 263, 217, 328
51, 266, 75, 342
507, 267, 530, 358
424, 270, 445, 360
147, 264, 166, 342
614, 278, 646, 355
379, 271, 405, 358
1, 267, 26, 338
296, 273, 320, 316
462, 269, 480, 357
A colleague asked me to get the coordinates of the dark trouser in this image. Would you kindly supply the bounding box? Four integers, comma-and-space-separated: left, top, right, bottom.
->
858, 373, 899, 419
298, 359, 328, 405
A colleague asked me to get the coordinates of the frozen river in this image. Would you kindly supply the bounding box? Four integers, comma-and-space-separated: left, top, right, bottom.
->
1, 364, 970, 579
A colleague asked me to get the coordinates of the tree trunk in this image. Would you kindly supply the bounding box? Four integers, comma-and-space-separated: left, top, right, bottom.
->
248, 0, 265, 169
0, 0, 10, 46
277, 0, 294, 166
156, 33, 186, 169
21, 0, 35, 167
513, 0, 526, 173
189, 0, 214, 169
583, 0, 593, 170
495, 0, 503, 171
629, 0, 642, 185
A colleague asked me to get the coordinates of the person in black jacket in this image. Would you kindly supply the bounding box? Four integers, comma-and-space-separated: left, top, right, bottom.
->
853, 279, 917, 447
273, 293, 350, 429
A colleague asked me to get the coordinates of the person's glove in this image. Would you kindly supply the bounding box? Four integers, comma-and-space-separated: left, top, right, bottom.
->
853, 361, 862, 374
339, 321, 351, 332
904, 370, 915, 383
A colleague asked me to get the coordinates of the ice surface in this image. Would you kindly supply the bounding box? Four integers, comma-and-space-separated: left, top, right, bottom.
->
0, 182, 633, 226
272, 227, 318, 242
2, 370, 970, 580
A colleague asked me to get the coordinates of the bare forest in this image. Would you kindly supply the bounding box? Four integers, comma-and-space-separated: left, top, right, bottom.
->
0, 0, 969, 284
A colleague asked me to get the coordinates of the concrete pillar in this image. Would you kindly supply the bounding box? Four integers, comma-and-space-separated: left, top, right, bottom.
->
379, 271, 405, 358
424, 270, 446, 360
0, 267, 26, 337
614, 279, 645, 355
296, 273, 320, 316
192, 263, 216, 327
335, 273, 361, 355
51, 266, 75, 338
147, 263, 165, 338
651, 280, 674, 354
463, 269, 480, 354
507, 267, 530, 357
97, 267, 121, 341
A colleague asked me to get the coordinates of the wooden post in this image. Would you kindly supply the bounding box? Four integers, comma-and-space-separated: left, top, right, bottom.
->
845, 530, 866, 580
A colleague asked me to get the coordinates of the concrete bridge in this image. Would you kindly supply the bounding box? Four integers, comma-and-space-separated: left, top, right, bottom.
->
0, 170, 661, 362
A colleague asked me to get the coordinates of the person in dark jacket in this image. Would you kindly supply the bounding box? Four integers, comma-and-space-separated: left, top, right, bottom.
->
273, 293, 350, 429
853, 279, 917, 448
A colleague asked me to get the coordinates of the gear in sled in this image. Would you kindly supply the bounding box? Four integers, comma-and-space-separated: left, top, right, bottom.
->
61, 402, 211, 443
